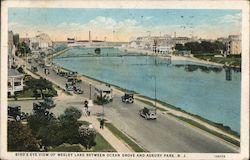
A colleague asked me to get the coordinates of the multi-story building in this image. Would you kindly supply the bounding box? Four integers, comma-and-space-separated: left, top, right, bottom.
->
30, 33, 52, 51
8, 31, 14, 55
227, 35, 241, 55
172, 37, 191, 45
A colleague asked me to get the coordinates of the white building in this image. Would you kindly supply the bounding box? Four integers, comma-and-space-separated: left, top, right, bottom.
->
8, 69, 24, 96
30, 33, 52, 51
227, 35, 241, 55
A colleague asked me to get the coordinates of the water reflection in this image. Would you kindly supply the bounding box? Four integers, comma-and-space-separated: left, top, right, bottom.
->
173, 64, 223, 73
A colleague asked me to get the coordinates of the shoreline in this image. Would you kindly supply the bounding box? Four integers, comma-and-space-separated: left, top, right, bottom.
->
51, 61, 240, 144
121, 47, 224, 67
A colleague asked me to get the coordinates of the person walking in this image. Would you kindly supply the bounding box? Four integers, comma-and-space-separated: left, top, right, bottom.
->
100, 119, 104, 129
84, 100, 89, 116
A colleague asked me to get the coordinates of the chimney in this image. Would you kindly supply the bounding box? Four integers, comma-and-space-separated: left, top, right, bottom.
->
89, 31, 92, 43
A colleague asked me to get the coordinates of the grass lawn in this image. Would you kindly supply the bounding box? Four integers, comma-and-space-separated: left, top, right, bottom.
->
92, 133, 116, 152
16, 88, 34, 98
105, 123, 145, 152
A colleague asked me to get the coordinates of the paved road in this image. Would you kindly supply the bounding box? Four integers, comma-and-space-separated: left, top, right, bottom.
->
13, 58, 238, 153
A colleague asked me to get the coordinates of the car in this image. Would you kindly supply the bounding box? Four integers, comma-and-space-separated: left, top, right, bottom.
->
139, 106, 157, 120
65, 82, 74, 91
32, 103, 54, 118
121, 93, 134, 103
8, 105, 27, 121
73, 85, 83, 94
39, 97, 56, 109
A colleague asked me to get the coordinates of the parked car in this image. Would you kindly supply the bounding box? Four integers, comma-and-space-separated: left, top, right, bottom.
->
73, 85, 83, 94
33, 103, 54, 118
58, 71, 68, 77
121, 92, 134, 103
39, 97, 56, 109
65, 82, 74, 91
139, 106, 157, 120
8, 105, 27, 121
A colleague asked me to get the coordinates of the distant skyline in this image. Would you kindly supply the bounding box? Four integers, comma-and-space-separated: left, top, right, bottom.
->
9, 8, 241, 42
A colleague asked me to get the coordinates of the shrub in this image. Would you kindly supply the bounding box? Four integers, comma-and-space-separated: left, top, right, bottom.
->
78, 125, 97, 149
8, 121, 39, 151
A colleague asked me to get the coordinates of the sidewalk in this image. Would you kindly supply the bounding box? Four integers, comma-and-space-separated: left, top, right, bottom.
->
79, 116, 132, 152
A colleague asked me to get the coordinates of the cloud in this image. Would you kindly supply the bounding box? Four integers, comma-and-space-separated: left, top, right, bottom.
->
84, 16, 138, 31
144, 16, 154, 20
216, 12, 242, 24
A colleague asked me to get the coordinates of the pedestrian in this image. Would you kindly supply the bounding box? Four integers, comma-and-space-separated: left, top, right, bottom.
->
87, 107, 91, 116
100, 119, 104, 129
84, 100, 88, 116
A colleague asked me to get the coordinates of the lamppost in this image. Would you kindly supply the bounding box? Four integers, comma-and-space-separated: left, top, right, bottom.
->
89, 84, 92, 99
153, 75, 157, 108
149, 75, 157, 108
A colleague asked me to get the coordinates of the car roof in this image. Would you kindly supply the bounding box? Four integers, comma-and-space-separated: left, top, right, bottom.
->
143, 106, 156, 110
8, 105, 21, 108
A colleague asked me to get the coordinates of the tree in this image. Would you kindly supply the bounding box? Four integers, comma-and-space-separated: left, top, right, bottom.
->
57, 107, 83, 144
59, 106, 82, 122
8, 121, 39, 151
175, 43, 185, 51
16, 41, 31, 57
37, 122, 63, 147
78, 125, 97, 149
27, 113, 54, 135
25, 78, 56, 97
94, 48, 101, 55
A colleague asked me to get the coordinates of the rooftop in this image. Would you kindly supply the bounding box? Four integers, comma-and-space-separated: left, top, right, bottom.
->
8, 69, 24, 77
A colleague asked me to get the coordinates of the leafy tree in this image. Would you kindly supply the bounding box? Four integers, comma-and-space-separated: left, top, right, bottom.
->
175, 43, 186, 51
25, 78, 56, 97
8, 121, 39, 151
27, 113, 54, 135
94, 48, 101, 55
78, 125, 97, 149
57, 107, 82, 144
16, 42, 31, 57
37, 122, 63, 146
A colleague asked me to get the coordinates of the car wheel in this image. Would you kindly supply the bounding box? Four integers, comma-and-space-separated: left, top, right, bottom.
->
128, 98, 133, 103
16, 115, 21, 121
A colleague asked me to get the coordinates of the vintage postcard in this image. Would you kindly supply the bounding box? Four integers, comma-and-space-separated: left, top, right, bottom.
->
1, 0, 249, 159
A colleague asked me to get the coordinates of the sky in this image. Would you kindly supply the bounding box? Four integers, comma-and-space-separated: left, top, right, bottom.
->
8, 8, 242, 42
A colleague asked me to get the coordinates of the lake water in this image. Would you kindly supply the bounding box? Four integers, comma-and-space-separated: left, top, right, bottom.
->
52, 48, 241, 133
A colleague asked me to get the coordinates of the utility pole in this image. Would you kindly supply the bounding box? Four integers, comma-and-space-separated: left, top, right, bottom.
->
89, 84, 92, 99
154, 75, 156, 108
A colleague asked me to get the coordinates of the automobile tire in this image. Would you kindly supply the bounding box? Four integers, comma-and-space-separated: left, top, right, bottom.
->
16, 115, 21, 121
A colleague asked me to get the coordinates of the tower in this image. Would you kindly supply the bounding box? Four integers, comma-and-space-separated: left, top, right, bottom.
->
89, 31, 92, 43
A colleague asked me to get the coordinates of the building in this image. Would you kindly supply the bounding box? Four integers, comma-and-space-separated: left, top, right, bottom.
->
172, 37, 191, 45
30, 33, 52, 51
8, 69, 24, 96
227, 35, 241, 55
8, 31, 14, 55
13, 34, 20, 46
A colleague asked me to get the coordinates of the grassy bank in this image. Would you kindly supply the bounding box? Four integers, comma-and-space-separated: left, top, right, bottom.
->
168, 113, 240, 147
105, 123, 145, 152
137, 95, 240, 138
194, 55, 241, 67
